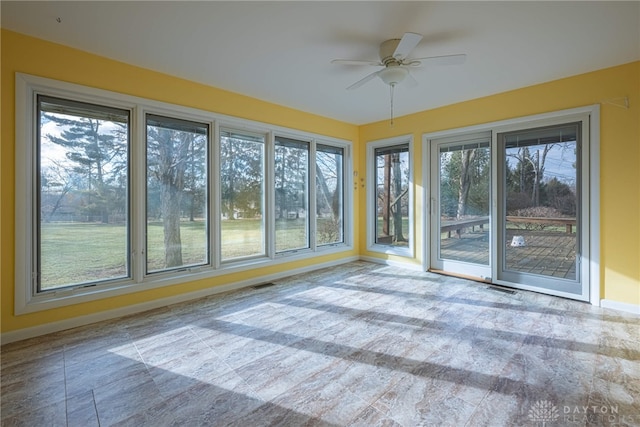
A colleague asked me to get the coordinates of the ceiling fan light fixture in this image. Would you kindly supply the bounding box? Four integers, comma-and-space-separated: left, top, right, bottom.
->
379, 66, 408, 86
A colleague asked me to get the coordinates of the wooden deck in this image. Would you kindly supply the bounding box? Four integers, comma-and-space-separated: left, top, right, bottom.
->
440, 228, 576, 280
440, 229, 490, 265
504, 230, 576, 279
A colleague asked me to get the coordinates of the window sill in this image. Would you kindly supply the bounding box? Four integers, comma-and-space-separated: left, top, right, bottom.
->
17, 244, 353, 315
366, 244, 414, 258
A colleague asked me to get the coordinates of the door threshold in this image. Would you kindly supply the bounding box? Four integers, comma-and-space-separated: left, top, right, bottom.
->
428, 268, 491, 284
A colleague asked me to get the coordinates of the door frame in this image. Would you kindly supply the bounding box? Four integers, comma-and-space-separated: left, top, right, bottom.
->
422, 105, 600, 304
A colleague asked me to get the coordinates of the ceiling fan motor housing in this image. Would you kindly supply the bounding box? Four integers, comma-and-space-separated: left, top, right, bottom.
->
378, 39, 408, 86
380, 39, 402, 65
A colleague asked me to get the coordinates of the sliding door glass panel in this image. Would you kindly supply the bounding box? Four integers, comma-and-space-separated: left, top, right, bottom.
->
500, 123, 580, 284
146, 114, 209, 273
316, 144, 344, 245
438, 142, 491, 265
275, 136, 310, 252
37, 96, 130, 290
374, 145, 410, 247
220, 130, 265, 260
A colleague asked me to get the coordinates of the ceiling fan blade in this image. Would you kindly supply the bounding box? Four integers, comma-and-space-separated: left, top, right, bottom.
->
409, 53, 467, 67
393, 32, 423, 60
404, 70, 419, 88
331, 59, 383, 66
346, 69, 383, 90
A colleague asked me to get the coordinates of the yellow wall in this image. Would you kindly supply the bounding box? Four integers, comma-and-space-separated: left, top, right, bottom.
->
359, 61, 640, 306
0, 30, 359, 334
2, 29, 639, 338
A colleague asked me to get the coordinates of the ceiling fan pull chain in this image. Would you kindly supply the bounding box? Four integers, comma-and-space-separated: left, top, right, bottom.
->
390, 83, 395, 126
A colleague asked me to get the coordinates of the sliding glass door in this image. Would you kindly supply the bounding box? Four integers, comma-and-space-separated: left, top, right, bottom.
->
496, 122, 587, 298
430, 133, 491, 280
426, 110, 592, 301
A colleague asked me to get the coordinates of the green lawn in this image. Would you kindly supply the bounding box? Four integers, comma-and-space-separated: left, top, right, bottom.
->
221, 218, 265, 260
40, 218, 314, 289
40, 222, 129, 289
376, 216, 410, 247
40, 217, 567, 289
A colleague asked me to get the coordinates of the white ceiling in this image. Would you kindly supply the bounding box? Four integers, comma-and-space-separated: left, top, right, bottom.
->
2, 1, 639, 125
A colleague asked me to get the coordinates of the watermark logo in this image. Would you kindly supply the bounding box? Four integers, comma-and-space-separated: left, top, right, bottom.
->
526, 400, 632, 426
528, 400, 559, 426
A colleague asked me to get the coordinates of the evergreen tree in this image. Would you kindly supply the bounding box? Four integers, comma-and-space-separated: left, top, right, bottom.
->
44, 113, 127, 223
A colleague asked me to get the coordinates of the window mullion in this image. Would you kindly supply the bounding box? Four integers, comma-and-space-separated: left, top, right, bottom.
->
309, 141, 318, 251
212, 122, 221, 269
132, 107, 146, 283
265, 132, 276, 259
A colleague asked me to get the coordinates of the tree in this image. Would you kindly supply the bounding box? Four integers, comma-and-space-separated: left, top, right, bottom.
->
506, 144, 555, 209
545, 177, 576, 215
526, 144, 553, 206
40, 160, 74, 222
147, 127, 194, 268
381, 153, 392, 237
315, 150, 342, 221
315, 149, 343, 244
275, 140, 308, 220
222, 137, 238, 220
221, 135, 263, 220
506, 147, 535, 212
457, 149, 477, 219
376, 149, 409, 244
440, 147, 490, 219
44, 114, 127, 223
184, 139, 207, 222
391, 153, 406, 242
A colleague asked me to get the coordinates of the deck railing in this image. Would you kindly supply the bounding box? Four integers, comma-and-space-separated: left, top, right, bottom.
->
505, 216, 576, 233
440, 215, 577, 237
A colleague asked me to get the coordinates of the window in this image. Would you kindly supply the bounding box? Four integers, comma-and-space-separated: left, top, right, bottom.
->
316, 144, 344, 245
37, 96, 131, 290
220, 129, 265, 260
146, 115, 210, 273
375, 145, 410, 247
15, 74, 352, 313
274, 136, 310, 253
367, 137, 413, 256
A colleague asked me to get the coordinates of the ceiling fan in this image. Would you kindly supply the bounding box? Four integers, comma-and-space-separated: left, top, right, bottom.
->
331, 32, 466, 90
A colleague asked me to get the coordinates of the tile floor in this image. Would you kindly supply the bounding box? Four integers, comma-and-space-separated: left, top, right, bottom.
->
1, 261, 639, 426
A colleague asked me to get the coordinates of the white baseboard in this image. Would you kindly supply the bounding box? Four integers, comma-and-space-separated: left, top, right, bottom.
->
7, 256, 634, 345
600, 299, 640, 315
359, 255, 424, 271
1, 256, 359, 345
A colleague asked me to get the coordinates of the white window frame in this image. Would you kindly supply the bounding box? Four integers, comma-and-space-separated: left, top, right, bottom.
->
140, 108, 215, 280
315, 138, 352, 253
15, 73, 353, 314
218, 127, 269, 264
273, 133, 313, 255
315, 142, 347, 248
366, 135, 414, 257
